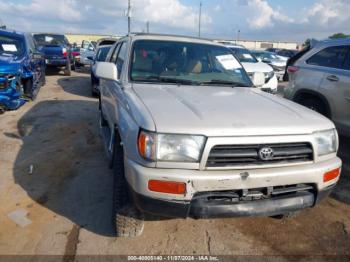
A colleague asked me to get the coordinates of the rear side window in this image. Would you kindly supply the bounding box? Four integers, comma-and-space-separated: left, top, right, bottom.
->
110, 44, 120, 63
116, 42, 127, 78
343, 52, 350, 70
306, 45, 348, 69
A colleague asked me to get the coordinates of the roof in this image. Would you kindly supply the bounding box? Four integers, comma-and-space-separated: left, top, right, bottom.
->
0, 29, 24, 38
128, 33, 222, 46
315, 37, 350, 48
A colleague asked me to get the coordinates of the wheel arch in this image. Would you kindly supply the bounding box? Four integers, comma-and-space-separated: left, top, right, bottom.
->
293, 89, 332, 118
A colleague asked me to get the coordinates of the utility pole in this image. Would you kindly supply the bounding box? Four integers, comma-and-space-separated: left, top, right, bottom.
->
236, 29, 241, 44
198, 2, 202, 38
127, 0, 131, 34
146, 21, 149, 33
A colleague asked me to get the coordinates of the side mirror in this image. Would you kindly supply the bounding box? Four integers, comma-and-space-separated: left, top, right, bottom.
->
96, 62, 118, 81
87, 56, 93, 61
252, 72, 265, 87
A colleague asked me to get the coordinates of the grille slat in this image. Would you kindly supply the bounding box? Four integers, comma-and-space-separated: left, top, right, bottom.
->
206, 142, 313, 168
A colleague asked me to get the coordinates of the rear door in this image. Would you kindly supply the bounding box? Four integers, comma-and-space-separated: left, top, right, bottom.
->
309, 45, 350, 132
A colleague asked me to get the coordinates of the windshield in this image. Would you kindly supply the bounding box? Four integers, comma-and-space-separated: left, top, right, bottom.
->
229, 47, 258, 63
33, 34, 68, 46
96, 46, 111, 62
0, 35, 25, 57
130, 40, 252, 87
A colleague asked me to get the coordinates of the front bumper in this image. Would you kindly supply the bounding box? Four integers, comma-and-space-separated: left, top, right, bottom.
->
260, 74, 278, 92
131, 185, 335, 218
125, 157, 341, 218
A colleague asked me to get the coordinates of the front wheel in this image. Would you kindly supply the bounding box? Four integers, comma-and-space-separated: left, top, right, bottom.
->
112, 131, 144, 237
299, 97, 328, 117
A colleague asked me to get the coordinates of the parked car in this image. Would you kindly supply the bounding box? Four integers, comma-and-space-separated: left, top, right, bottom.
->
33, 33, 75, 76
0, 29, 46, 111
96, 34, 341, 237
251, 50, 287, 81
226, 45, 278, 93
80, 38, 118, 66
266, 48, 297, 60
284, 38, 350, 137
89, 44, 112, 96
79, 40, 96, 66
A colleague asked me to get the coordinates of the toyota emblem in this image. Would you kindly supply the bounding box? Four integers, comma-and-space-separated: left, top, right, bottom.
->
258, 147, 274, 160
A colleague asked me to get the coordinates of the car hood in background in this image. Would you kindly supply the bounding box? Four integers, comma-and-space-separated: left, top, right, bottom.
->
269, 59, 287, 67
241, 61, 273, 73
132, 84, 334, 137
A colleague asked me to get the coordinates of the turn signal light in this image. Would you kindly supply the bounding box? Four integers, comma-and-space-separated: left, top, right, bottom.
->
323, 168, 341, 182
148, 180, 186, 195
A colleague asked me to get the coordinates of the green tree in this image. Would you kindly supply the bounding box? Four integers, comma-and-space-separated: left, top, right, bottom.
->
329, 33, 349, 39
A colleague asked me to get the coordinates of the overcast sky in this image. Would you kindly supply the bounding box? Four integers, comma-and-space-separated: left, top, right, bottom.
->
1, 0, 349, 42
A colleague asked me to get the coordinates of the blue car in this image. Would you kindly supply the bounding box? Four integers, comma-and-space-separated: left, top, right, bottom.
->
89, 44, 112, 97
0, 29, 46, 112
33, 33, 75, 76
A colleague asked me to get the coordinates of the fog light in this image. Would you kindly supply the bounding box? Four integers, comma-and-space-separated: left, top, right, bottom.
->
323, 168, 341, 182
148, 180, 186, 195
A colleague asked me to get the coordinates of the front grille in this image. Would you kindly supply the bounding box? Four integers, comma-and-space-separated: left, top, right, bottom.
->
193, 184, 315, 202
206, 142, 313, 168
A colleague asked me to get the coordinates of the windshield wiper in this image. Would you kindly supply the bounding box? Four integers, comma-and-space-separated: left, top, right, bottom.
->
134, 76, 200, 85
199, 79, 251, 87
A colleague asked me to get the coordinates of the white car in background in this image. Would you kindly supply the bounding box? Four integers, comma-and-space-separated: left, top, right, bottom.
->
226, 45, 278, 93
251, 50, 287, 81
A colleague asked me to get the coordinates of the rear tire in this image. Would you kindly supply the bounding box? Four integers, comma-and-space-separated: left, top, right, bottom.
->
112, 132, 144, 237
0, 104, 5, 114
299, 97, 328, 117
64, 58, 72, 76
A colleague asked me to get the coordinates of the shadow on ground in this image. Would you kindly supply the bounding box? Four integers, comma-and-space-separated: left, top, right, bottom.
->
331, 135, 350, 204
58, 76, 93, 98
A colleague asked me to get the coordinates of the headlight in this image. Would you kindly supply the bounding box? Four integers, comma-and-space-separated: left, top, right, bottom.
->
138, 130, 206, 162
314, 129, 338, 156
264, 71, 274, 79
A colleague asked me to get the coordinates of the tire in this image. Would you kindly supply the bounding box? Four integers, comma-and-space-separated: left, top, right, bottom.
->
299, 97, 328, 117
91, 80, 99, 97
71, 58, 76, 71
23, 78, 33, 99
0, 104, 5, 114
272, 211, 299, 219
112, 131, 144, 237
64, 58, 72, 76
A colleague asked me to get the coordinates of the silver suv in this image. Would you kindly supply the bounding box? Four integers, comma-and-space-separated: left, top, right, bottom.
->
284, 38, 350, 136
96, 34, 342, 237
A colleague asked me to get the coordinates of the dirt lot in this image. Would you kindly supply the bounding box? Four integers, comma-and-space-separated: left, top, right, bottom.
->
0, 70, 350, 257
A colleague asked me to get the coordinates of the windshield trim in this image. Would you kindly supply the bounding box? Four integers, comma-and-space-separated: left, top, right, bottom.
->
128, 39, 253, 87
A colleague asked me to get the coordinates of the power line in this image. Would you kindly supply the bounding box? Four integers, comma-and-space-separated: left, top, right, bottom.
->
198, 2, 202, 38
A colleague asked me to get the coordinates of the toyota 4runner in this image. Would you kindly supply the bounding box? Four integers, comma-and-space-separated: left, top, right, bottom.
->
96, 34, 342, 237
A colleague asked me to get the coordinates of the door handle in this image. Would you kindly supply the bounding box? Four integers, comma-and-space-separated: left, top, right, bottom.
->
326, 75, 339, 82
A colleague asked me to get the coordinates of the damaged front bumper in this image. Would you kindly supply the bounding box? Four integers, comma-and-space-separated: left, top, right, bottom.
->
0, 76, 26, 111
130, 183, 335, 218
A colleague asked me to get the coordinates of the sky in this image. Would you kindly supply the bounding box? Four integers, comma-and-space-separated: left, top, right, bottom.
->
0, 0, 349, 43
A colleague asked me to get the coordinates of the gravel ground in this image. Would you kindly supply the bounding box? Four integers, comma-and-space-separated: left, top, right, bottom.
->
0, 70, 349, 258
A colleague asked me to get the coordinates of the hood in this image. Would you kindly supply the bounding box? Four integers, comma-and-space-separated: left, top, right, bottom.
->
132, 84, 334, 137
269, 59, 287, 67
0, 54, 22, 75
241, 61, 273, 73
